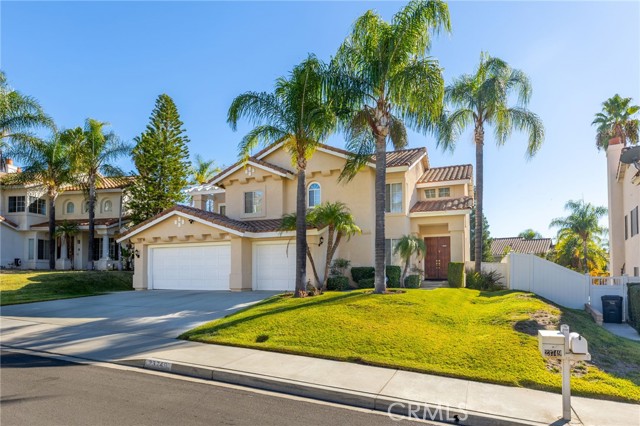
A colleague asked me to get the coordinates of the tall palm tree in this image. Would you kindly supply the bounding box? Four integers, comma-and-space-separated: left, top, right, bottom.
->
190, 154, 220, 185
550, 200, 607, 273
518, 229, 542, 240
7, 131, 74, 269
228, 56, 336, 297
592, 94, 639, 150
330, 0, 450, 294
437, 53, 544, 273
552, 230, 608, 274
69, 119, 130, 269
394, 234, 426, 287
0, 71, 55, 170
55, 220, 80, 269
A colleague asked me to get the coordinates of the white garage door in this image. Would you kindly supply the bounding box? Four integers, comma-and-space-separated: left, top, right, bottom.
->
253, 242, 296, 291
150, 244, 231, 290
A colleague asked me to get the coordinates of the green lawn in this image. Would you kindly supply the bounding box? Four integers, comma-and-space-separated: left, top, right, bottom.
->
181, 289, 640, 403
0, 270, 133, 305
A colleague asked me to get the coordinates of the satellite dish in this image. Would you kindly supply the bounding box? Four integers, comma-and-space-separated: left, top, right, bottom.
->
620, 146, 640, 171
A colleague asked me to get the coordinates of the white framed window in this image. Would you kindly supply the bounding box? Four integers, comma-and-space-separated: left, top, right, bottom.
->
8, 196, 26, 212
385, 183, 402, 213
308, 182, 321, 208
66, 201, 75, 214
385, 239, 401, 265
244, 191, 263, 214
205, 198, 214, 212
103, 200, 113, 213
37, 239, 50, 260
631, 206, 639, 237
425, 189, 436, 199
438, 187, 450, 198
28, 239, 35, 260
28, 197, 46, 215
219, 204, 226, 216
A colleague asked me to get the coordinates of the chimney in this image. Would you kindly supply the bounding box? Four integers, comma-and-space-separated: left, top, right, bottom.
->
17, 167, 22, 173
6, 158, 13, 165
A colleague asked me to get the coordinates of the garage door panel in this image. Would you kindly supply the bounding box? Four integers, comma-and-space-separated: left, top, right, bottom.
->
151, 244, 230, 290
254, 243, 296, 291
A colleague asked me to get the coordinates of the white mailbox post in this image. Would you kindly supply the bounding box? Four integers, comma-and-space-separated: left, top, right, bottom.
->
538, 324, 590, 422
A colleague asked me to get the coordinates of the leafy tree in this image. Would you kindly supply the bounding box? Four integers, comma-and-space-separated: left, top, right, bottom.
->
55, 220, 79, 266
551, 231, 608, 274
7, 131, 74, 269
518, 229, 542, 240
128, 94, 191, 224
69, 120, 130, 269
228, 56, 336, 298
549, 199, 608, 273
331, 0, 450, 293
438, 53, 544, 272
393, 235, 426, 287
592, 94, 639, 150
470, 206, 492, 262
0, 70, 55, 169
190, 154, 220, 185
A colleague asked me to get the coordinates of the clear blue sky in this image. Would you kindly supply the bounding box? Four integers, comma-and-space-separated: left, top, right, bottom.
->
2, 1, 638, 238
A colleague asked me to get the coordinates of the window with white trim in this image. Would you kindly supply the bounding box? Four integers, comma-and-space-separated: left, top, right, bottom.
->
308, 183, 321, 208
424, 189, 436, 199
8, 196, 26, 212
37, 239, 50, 260
66, 202, 75, 214
438, 187, 450, 198
28, 239, 35, 260
244, 191, 263, 214
103, 200, 113, 213
385, 239, 401, 265
28, 197, 46, 215
631, 206, 639, 237
385, 183, 402, 213
219, 204, 226, 216
205, 198, 214, 212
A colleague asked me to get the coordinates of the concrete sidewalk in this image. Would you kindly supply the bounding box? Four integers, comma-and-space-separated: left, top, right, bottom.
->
2, 316, 638, 426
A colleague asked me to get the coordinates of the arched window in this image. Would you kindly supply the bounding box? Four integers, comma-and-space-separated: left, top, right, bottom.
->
84, 201, 90, 213
66, 201, 75, 214
308, 182, 321, 208
103, 200, 113, 213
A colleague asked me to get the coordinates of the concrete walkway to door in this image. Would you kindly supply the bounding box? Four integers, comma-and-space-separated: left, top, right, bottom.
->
1, 290, 278, 361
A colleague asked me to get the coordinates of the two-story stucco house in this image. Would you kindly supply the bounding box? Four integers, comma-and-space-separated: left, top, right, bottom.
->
606, 138, 640, 277
118, 142, 473, 291
0, 172, 132, 270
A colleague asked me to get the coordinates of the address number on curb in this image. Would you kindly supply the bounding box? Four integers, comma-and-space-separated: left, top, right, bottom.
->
145, 359, 173, 372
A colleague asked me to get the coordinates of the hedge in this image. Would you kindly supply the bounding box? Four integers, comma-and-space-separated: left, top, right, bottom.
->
386, 265, 401, 287
358, 278, 375, 288
448, 262, 465, 288
327, 276, 350, 291
351, 267, 375, 283
629, 283, 640, 332
404, 274, 421, 288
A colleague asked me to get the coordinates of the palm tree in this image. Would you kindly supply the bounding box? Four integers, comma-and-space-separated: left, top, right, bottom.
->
7, 131, 74, 269
592, 94, 639, 150
552, 230, 608, 274
518, 229, 542, 240
69, 119, 131, 269
190, 154, 220, 185
330, 0, 451, 294
0, 71, 55, 170
394, 234, 426, 287
550, 200, 607, 273
437, 52, 544, 273
228, 56, 336, 297
55, 220, 80, 269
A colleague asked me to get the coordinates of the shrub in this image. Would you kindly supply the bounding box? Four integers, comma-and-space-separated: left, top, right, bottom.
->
386, 265, 401, 287
448, 263, 465, 288
358, 278, 375, 288
327, 276, 350, 291
351, 267, 375, 283
629, 283, 640, 332
404, 274, 421, 288
330, 258, 351, 277
465, 268, 505, 291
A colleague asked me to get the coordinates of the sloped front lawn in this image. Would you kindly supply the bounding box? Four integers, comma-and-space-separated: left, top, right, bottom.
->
181, 289, 640, 403
0, 270, 133, 305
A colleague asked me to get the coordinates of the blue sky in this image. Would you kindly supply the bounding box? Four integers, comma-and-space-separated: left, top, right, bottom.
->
2, 1, 639, 238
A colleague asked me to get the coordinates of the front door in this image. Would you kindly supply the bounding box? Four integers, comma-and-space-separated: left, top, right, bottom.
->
424, 237, 451, 280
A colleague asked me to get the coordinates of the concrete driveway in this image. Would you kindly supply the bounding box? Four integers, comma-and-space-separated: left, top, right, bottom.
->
0, 290, 278, 362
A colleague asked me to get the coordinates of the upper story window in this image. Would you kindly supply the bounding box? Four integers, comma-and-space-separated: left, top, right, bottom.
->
103, 200, 113, 213
66, 201, 75, 214
424, 189, 436, 199
8, 196, 26, 213
219, 204, 226, 216
244, 191, 263, 214
83, 201, 90, 213
28, 196, 46, 215
205, 198, 214, 212
438, 187, 450, 198
385, 183, 402, 213
625, 215, 629, 240
308, 183, 321, 208
631, 206, 639, 237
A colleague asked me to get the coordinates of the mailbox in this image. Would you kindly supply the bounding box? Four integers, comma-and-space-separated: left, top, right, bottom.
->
538, 330, 565, 358
569, 332, 588, 355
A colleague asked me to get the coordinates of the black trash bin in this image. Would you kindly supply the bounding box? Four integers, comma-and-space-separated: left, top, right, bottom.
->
601, 295, 623, 323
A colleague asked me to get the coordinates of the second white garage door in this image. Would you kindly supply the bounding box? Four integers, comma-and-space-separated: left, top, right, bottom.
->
150, 243, 231, 290
253, 242, 296, 291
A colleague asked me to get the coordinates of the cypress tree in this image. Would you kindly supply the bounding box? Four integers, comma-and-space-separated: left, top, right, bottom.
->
128, 94, 191, 224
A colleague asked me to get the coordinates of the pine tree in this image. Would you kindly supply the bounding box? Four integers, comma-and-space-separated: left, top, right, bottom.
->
470, 206, 493, 262
128, 94, 191, 224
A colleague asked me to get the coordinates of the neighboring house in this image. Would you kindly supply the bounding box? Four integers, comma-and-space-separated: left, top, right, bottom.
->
118, 142, 474, 291
606, 139, 640, 277
0, 170, 133, 270
490, 237, 553, 261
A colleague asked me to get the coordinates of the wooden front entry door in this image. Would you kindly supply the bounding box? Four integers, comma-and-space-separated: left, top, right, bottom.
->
424, 237, 451, 280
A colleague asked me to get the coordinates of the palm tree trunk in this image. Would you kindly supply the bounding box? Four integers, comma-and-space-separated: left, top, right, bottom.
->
374, 134, 387, 294
322, 230, 343, 290
294, 167, 307, 297
306, 246, 320, 288
402, 260, 410, 288
474, 124, 485, 273
321, 226, 335, 289
583, 237, 589, 274
48, 189, 57, 270
87, 173, 96, 270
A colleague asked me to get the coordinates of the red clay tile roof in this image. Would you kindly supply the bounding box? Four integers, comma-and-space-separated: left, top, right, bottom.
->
419, 164, 473, 183
31, 218, 127, 229
410, 196, 474, 213
372, 147, 426, 168
0, 215, 18, 228
62, 176, 135, 191
491, 237, 553, 257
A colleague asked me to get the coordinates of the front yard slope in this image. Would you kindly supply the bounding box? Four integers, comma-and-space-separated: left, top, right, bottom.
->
181, 289, 640, 403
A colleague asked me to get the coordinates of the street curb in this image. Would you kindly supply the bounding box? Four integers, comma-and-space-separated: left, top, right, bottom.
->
121, 357, 554, 426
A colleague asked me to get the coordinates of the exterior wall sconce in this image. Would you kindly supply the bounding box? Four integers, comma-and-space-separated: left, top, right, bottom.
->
189, 219, 194, 224
318, 236, 324, 247
135, 250, 140, 258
